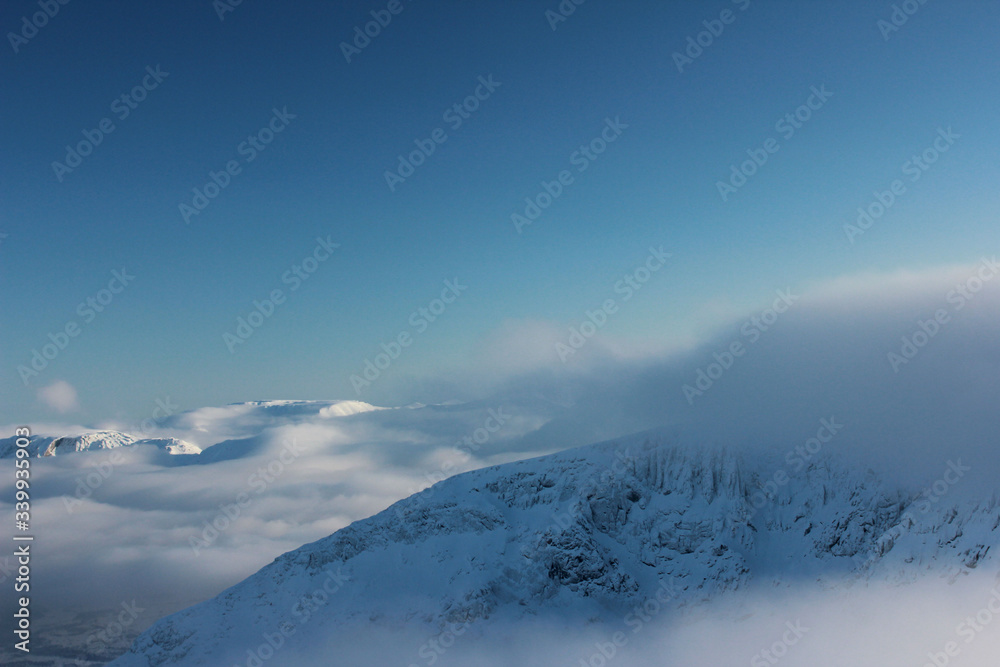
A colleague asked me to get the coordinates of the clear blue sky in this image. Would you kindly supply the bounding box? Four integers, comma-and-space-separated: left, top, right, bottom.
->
2, 0, 998, 422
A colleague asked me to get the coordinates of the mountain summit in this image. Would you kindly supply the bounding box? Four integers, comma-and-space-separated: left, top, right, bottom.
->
108, 429, 999, 666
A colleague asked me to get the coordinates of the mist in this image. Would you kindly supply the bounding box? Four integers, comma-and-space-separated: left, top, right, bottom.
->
1, 262, 997, 663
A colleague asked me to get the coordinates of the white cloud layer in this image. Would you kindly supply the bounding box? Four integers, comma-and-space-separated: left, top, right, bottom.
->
36, 379, 80, 414
1, 261, 997, 663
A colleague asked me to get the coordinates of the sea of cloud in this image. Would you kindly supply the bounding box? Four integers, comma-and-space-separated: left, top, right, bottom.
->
1, 261, 997, 664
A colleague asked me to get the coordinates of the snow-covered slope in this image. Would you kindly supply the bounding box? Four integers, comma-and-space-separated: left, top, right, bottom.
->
43, 430, 138, 455
0, 434, 57, 458
0, 430, 201, 457
134, 437, 203, 455
108, 429, 999, 666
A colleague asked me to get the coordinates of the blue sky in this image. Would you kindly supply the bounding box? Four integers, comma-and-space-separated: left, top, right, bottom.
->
2, 0, 998, 422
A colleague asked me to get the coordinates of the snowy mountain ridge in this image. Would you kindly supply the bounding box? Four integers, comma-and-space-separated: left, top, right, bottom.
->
107, 427, 999, 666
0, 430, 202, 458
0, 400, 389, 459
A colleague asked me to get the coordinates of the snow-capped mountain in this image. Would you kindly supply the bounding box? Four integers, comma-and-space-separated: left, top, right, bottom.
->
0, 400, 388, 461
0, 399, 389, 460
108, 428, 999, 666
131, 437, 203, 455
0, 430, 201, 457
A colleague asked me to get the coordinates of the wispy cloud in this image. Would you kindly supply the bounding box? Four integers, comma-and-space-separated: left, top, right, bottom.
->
36, 379, 80, 414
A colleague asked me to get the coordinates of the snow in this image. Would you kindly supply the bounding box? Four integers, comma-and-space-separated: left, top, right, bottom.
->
0, 399, 388, 460
107, 427, 999, 666
0, 430, 201, 458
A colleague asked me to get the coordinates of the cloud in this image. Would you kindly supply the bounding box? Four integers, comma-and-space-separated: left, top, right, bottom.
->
36, 379, 80, 414
245, 570, 1000, 666
3, 261, 998, 663
451, 258, 1000, 489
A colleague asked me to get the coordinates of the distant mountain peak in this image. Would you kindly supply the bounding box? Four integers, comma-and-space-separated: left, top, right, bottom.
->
0, 430, 201, 458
